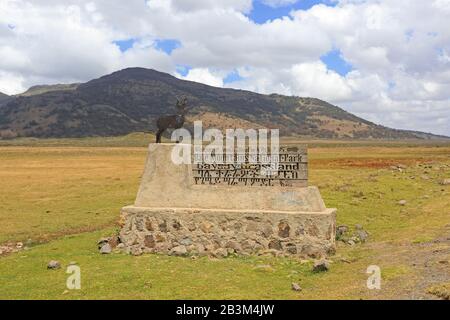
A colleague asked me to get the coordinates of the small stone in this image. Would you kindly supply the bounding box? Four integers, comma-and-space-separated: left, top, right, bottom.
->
155, 234, 166, 242
196, 243, 206, 254
16, 242, 23, 249
285, 243, 297, 254
278, 221, 290, 238
398, 200, 407, 206
355, 230, 369, 242
262, 225, 273, 238
258, 249, 279, 257
144, 235, 155, 248
47, 260, 61, 270
440, 179, 450, 186
300, 244, 322, 258
117, 243, 125, 249
312, 260, 330, 272
213, 248, 228, 258
145, 220, 154, 231
130, 247, 143, 256
170, 245, 187, 256
158, 221, 168, 232
225, 241, 242, 252
421, 175, 430, 180
336, 225, 348, 238
268, 239, 282, 251
347, 240, 355, 246
97, 237, 110, 249
100, 243, 112, 254
200, 221, 213, 233
172, 220, 181, 230
180, 237, 193, 246
397, 164, 407, 169
291, 282, 302, 291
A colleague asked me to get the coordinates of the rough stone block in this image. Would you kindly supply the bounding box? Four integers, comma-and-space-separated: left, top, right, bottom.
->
119, 143, 337, 258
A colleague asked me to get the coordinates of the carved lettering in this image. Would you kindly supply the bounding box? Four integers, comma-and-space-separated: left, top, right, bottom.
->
192, 145, 307, 187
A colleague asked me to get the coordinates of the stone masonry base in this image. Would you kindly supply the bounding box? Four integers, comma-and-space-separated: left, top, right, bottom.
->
119, 206, 336, 258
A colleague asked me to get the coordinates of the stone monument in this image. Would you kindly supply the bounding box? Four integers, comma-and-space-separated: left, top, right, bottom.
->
119, 143, 336, 258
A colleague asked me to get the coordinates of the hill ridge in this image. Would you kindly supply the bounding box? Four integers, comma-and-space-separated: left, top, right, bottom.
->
0, 68, 447, 140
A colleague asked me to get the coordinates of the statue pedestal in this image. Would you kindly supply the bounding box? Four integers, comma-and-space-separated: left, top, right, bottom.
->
119, 143, 336, 257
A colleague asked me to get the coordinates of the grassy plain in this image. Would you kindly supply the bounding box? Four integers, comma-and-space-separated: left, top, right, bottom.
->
0, 134, 449, 299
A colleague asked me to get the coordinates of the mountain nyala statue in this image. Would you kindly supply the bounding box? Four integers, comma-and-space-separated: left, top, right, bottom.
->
155, 97, 188, 143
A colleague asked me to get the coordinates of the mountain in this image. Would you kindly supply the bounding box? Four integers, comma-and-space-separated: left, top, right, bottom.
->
18, 83, 80, 97
0, 92, 10, 104
0, 68, 447, 139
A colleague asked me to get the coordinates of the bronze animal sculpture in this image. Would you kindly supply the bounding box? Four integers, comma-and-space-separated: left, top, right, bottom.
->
155, 97, 188, 143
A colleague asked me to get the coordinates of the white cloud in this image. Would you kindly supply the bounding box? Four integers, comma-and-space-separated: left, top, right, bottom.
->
0, 0, 449, 135
260, 0, 299, 8
0, 70, 26, 95
178, 68, 224, 87
227, 62, 353, 102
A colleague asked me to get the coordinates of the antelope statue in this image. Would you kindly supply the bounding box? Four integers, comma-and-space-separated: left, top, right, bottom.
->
155, 97, 188, 143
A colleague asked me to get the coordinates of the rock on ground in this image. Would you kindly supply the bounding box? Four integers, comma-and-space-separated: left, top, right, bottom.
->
355, 229, 369, 243
169, 245, 187, 256
213, 248, 228, 258
313, 260, 330, 272
291, 282, 302, 291
97, 238, 109, 248
47, 260, 61, 270
336, 225, 348, 239
99, 243, 112, 254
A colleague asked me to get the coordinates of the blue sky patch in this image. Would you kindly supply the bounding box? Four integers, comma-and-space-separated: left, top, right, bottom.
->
113, 38, 136, 52
248, 0, 335, 24
224, 70, 244, 84
154, 39, 181, 54
321, 49, 353, 76
113, 38, 181, 54
176, 64, 191, 77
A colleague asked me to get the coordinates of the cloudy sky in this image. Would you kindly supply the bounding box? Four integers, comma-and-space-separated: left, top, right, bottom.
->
1, 0, 449, 135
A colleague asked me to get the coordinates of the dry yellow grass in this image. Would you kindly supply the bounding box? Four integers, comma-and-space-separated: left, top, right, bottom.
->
0, 139, 449, 299
0, 147, 146, 243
